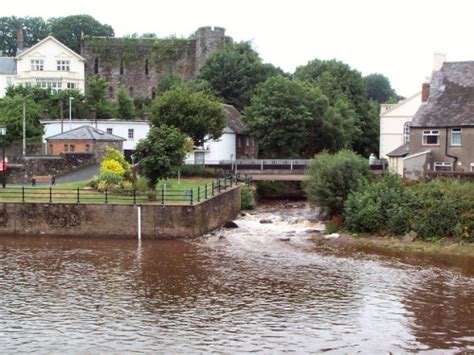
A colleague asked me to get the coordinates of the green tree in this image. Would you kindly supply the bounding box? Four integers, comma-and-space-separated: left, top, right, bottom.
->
243, 75, 329, 158
134, 125, 188, 189
199, 41, 284, 110
364, 73, 398, 104
48, 15, 114, 53
0, 16, 49, 56
0, 95, 43, 144
117, 88, 135, 119
303, 150, 370, 216
294, 59, 378, 156
85, 76, 116, 119
150, 87, 225, 146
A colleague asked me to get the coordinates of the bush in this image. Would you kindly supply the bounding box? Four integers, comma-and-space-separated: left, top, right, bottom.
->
303, 150, 370, 216
179, 165, 223, 178
100, 159, 125, 176
240, 184, 256, 210
134, 175, 150, 192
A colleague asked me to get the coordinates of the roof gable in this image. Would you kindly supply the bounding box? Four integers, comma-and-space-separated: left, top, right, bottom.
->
380, 92, 422, 117
222, 104, 245, 134
46, 125, 125, 141
16, 36, 85, 62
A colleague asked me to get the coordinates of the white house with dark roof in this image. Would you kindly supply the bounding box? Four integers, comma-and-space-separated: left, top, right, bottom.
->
0, 34, 86, 97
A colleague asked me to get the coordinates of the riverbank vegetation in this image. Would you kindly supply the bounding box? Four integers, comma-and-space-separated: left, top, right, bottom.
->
304, 150, 474, 243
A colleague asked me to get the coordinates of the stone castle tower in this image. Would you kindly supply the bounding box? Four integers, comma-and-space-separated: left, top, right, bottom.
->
81, 26, 225, 100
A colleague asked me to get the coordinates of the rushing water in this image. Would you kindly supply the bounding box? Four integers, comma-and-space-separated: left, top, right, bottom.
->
0, 202, 473, 353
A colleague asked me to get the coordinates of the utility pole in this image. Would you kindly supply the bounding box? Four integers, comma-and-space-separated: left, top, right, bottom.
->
22, 101, 26, 156
69, 96, 74, 130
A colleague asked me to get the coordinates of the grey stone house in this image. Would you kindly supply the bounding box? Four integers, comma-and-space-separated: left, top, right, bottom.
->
404, 61, 474, 180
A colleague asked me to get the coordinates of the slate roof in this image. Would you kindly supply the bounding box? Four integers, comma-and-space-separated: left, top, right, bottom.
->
46, 125, 125, 141
386, 143, 410, 157
411, 61, 474, 127
0, 57, 16, 74
222, 104, 245, 134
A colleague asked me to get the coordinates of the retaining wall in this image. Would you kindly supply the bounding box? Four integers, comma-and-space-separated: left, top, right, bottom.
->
0, 186, 240, 239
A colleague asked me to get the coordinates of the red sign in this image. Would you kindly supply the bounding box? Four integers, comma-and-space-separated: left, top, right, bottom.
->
0, 158, 8, 172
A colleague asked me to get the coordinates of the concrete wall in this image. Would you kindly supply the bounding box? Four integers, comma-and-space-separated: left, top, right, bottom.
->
0, 186, 240, 239
403, 151, 431, 181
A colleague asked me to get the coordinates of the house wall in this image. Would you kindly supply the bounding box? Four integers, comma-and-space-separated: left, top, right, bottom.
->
379, 92, 422, 158
16, 38, 85, 92
409, 127, 474, 172
403, 151, 432, 181
185, 128, 236, 164
0, 74, 15, 97
388, 156, 404, 176
47, 139, 123, 160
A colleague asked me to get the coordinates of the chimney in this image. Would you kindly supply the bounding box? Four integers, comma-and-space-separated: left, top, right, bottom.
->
42, 109, 49, 120
89, 108, 97, 120
16, 28, 24, 52
143, 112, 149, 121
433, 51, 446, 72
422, 82, 430, 102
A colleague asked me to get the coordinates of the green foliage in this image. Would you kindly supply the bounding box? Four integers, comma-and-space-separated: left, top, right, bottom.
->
303, 150, 370, 216
85, 76, 116, 119
103, 146, 130, 173
150, 87, 225, 146
134, 124, 188, 189
0, 16, 49, 56
240, 185, 256, 210
244, 75, 329, 158
117, 88, 135, 119
343, 177, 474, 241
100, 159, 125, 176
364, 73, 398, 104
48, 14, 114, 53
0, 95, 43, 144
179, 165, 222, 178
199, 40, 284, 110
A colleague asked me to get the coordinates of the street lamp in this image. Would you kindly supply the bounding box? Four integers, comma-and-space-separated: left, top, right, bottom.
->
69, 96, 74, 130
0, 126, 6, 188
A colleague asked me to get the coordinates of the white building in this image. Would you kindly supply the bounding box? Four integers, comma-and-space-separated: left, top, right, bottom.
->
0, 35, 86, 97
41, 104, 254, 163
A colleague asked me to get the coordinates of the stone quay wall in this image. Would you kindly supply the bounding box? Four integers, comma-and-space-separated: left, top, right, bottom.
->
0, 186, 240, 239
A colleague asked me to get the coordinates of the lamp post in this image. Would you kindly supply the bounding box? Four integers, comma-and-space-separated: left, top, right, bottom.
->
0, 126, 6, 188
69, 96, 74, 130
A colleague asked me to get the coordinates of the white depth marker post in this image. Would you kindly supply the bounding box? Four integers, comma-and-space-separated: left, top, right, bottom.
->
137, 206, 142, 241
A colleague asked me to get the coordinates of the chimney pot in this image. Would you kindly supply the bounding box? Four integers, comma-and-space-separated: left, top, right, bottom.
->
422, 82, 430, 102
42, 109, 49, 120
90, 108, 97, 120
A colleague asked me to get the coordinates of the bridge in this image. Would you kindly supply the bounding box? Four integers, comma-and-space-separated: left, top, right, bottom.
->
199, 159, 310, 181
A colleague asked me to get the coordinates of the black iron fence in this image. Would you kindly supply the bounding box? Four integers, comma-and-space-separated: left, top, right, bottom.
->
0, 176, 241, 205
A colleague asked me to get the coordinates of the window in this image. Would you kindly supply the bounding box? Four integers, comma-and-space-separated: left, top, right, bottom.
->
85, 144, 91, 152
36, 79, 62, 92
108, 86, 114, 99
451, 128, 462, 146
128, 129, 134, 140
64, 144, 69, 152
422, 130, 440, 145
245, 137, 250, 147
69, 144, 75, 152
129, 86, 134, 97
471, 163, 474, 172
94, 57, 99, 74
49, 144, 54, 154
31, 59, 44, 71
57, 60, 70, 71
151, 87, 156, 99
120, 59, 124, 75
237, 136, 242, 148
403, 122, 410, 144
67, 83, 75, 89
106, 128, 113, 134
145, 59, 149, 75
434, 162, 452, 171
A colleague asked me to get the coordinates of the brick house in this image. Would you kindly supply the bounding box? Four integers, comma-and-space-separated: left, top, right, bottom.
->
45, 126, 125, 160
404, 61, 474, 179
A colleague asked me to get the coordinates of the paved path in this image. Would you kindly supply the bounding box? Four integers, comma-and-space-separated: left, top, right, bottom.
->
53, 164, 100, 185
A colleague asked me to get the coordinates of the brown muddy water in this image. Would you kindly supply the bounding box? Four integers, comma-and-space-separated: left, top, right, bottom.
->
0, 202, 473, 353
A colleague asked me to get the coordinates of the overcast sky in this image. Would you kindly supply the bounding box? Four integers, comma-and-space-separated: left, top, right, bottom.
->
3, 0, 474, 97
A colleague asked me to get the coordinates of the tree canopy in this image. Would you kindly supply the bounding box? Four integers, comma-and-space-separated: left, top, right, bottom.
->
150, 87, 226, 146
0, 16, 49, 56
134, 125, 188, 189
364, 73, 398, 104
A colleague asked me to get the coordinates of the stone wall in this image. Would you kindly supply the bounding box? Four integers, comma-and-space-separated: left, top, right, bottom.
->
8, 153, 96, 184
81, 26, 225, 102
0, 186, 240, 239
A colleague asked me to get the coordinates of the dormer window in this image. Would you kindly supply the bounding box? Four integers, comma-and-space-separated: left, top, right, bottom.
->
31, 59, 43, 71
57, 60, 70, 71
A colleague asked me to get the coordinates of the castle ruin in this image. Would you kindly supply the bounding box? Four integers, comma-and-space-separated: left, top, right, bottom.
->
80, 26, 225, 100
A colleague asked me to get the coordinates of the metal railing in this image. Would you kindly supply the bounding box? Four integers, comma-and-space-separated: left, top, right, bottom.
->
187, 159, 310, 172
0, 177, 240, 205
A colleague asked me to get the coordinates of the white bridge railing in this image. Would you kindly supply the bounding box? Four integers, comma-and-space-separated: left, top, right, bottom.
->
187, 159, 310, 172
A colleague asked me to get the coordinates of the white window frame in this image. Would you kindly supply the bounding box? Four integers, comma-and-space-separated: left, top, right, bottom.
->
434, 162, 453, 171
128, 129, 134, 140
35, 78, 62, 92
451, 128, 462, 146
422, 129, 440, 145
403, 122, 410, 144
57, 60, 70, 71
106, 128, 113, 134
470, 163, 474, 172
67, 83, 76, 89
30, 59, 44, 71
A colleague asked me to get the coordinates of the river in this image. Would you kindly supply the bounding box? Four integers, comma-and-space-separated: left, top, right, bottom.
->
0, 202, 473, 353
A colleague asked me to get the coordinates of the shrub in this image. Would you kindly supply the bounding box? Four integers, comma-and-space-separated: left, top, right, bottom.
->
179, 165, 223, 178
134, 175, 150, 192
100, 159, 125, 176
98, 171, 123, 190
240, 184, 256, 210
303, 150, 370, 216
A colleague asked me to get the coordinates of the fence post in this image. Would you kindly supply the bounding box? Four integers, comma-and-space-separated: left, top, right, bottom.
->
133, 189, 136, 204
190, 189, 193, 205
224, 177, 227, 189
230, 176, 233, 187
290, 160, 293, 170
218, 179, 221, 193
197, 186, 201, 203
205, 184, 208, 200
77, 188, 80, 204
261, 161, 263, 171
22, 186, 25, 203
105, 189, 108, 204
161, 185, 165, 205
49, 187, 52, 203
212, 181, 215, 196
